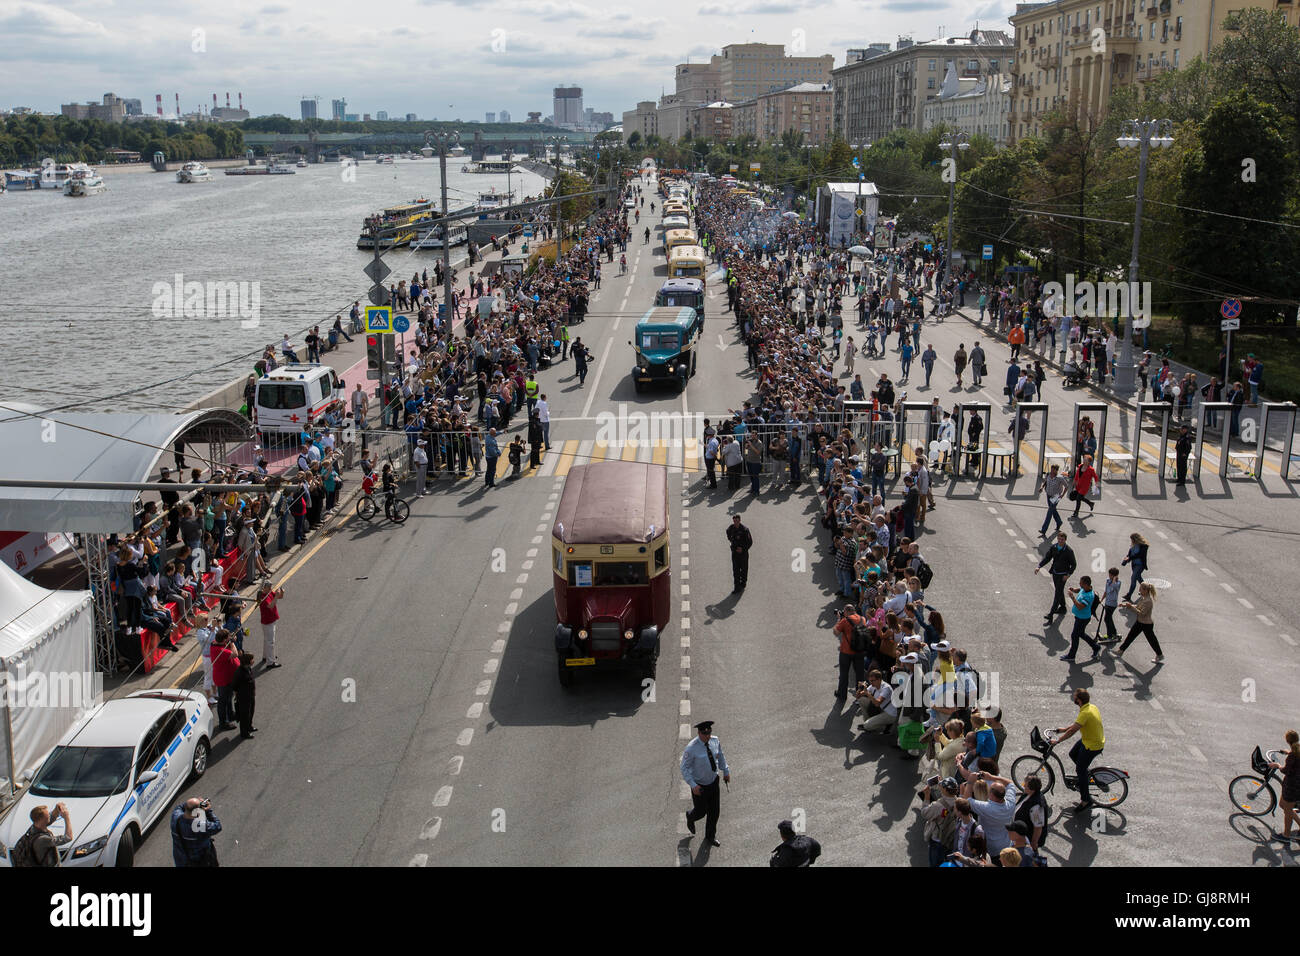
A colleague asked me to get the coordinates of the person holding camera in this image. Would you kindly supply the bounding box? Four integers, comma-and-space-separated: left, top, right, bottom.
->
9, 803, 74, 866
833, 604, 867, 701
171, 797, 222, 867
919, 776, 960, 867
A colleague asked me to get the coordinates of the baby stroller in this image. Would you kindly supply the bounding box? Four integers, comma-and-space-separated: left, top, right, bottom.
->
1062, 361, 1088, 388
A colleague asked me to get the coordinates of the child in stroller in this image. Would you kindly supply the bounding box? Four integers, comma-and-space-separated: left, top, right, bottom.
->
1062, 360, 1088, 388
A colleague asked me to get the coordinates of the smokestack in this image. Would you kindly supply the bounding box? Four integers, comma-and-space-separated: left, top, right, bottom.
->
156, 94, 163, 117
238, 92, 243, 111
175, 93, 180, 117
213, 93, 218, 110
226, 92, 230, 108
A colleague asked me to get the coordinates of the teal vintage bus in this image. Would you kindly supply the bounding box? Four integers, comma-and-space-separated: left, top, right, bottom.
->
630, 306, 699, 392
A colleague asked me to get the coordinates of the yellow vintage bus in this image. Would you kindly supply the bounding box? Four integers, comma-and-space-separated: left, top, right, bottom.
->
663, 228, 698, 256
663, 200, 689, 217
667, 245, 707, 283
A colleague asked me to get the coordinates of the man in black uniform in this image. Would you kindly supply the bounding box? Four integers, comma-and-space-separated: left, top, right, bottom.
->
770, 819, 821, 867
158, 466, 181, 546
1174, 424, 1193, 486
726, 514, 752, 593
1035, 531, 1077, 624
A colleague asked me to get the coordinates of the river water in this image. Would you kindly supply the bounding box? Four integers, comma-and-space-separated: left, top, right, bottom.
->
0, 158, 548, 411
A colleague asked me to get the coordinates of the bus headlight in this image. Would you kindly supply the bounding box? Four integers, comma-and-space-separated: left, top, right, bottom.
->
623, 629, 634, 640
578, 629, 588, 640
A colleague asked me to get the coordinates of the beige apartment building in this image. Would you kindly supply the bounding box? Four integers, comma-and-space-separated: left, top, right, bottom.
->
1009, 0, 1295, 142
688, 102, 735, 141
621, 101, 658, 142
831, 30, 1014, 144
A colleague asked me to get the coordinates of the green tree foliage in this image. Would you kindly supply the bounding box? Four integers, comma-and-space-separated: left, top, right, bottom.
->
1174, 91, 1300, 328
0, 114, 244, 166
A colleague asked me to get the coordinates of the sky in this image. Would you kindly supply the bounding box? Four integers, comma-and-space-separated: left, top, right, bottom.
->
0, 0, 1015, 121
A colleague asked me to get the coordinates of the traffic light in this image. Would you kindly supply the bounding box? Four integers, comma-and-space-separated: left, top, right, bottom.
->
366, 334, 381, 380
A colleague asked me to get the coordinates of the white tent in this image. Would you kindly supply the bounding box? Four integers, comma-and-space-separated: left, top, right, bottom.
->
0, 559, 95, 798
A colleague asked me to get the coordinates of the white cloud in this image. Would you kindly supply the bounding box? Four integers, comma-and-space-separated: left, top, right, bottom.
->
0, 0, 109, 37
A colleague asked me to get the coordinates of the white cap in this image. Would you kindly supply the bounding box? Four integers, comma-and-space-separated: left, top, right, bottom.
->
899, 652, 920, 664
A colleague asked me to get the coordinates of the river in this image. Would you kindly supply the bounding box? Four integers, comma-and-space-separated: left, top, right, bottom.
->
0, 157, 549, 411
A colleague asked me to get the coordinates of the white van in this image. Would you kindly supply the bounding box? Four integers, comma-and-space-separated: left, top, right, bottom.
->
255, 364, 344, 435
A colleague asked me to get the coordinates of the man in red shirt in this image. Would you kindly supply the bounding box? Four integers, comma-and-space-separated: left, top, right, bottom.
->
211, 630, 240, 730
1070, 455, 1097, 518
834, 604, 867, 701
258, 582, 285, 669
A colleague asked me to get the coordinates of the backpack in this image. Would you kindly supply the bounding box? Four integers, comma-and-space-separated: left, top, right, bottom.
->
850, 618, 872, 654
915, 559, 934, 589
10, 825, 41, 867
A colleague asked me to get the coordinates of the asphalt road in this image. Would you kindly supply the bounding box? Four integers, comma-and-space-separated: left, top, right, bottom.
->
135, 183, 1300, 868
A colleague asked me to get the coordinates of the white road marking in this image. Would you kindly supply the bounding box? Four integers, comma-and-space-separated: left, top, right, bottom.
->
681, 600, 691, 612
504, 602, 518, 615
467, 702, 483, 718
996, 517, 1007, 525
475, 680, 492, 695
580, 339, 615, 419
1256, 615, 1274, 627
681, 677, 690, 692
680, 700, 691, 716
531, 535, 543, 545
681, 635, 690, 648
409, 854, 429, 866
1005, 528, 1018, 537
1220, 583, 1236, 594
681, 531, 689, 541
448, 756, 464, 775
522, 560, 534, 571
682, 520, 690, 529
434, 786, 454, 807
1127, 508, 1140, 516
1163, 718, 1186, 737
679, 723, 691, 739
497, 621, 510, 633
1141, 519, 1154, 528
510, 588, 523, 600
420, 818, 442, 841
681, 542, 689, 552
456, 728, 474, 746
1016, 540, 1027, 549
526, 548, 538, 558
1188, 745, 1209, 764
484, 659, 499, 673
535, 524, 547, 533
682, 655, 690, 669
1184, 554, 1197, 563
1200, 567, 1214, 577
1167, 541, 1182, 552
681, 584, 689, 595
681, 617, 691, 629
681, 569, 690, 580
491, 639, 505, 653
1148, 698, 1165, 711
1237, 598, 1255, 609
987, 506, 998, 514
1155, 531, 1168, 539
1280, 634, 1297, 647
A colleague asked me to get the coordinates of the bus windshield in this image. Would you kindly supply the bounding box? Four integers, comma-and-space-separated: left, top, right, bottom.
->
640, 331, 679, 350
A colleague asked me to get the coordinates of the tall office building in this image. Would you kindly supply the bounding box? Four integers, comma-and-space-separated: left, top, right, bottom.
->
331, 98, 347, 121
301, 98, 317, 120
499, 109, 511, 123
376, 110, 388, 120
553, 86, 583, 127
486, 111, 496, 123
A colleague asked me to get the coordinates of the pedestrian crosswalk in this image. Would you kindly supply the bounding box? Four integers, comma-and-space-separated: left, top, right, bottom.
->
530, 437, 702, 478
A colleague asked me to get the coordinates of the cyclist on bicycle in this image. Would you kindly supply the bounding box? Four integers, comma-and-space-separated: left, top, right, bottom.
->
381, 463, 396, 519
1054, 688, 1104, 812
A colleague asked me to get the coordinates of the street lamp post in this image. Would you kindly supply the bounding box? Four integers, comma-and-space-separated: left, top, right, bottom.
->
1114, 118, 1174, 400
546, 136, 568, 259
423, 129, 460, 344
938, 130, 969, 299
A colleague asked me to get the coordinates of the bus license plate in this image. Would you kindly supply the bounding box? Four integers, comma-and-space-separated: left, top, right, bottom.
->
566, 657, 596, 667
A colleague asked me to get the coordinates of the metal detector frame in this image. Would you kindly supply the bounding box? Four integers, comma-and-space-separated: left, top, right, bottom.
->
1260, 401, 1299, 481
1011, 401, 1049, 479
1194, 402, 1234, 479
1134, 402, 1172, 480
954, 402, 993, 479
1073, 402, 1109, 487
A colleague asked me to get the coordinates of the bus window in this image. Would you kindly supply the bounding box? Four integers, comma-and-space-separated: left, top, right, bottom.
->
654, 545, 667, 570
554, 549, 563, 572
640, 331, 679, 350
568, 562, 594, 587
595, 562, 648, 586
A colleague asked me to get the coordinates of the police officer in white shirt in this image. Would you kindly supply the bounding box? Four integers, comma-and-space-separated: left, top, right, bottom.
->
681, 720, 730, 847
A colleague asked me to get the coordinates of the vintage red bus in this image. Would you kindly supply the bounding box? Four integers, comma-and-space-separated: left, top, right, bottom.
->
552, 461, 670, 687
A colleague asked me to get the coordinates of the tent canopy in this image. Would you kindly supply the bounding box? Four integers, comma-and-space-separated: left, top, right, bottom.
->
0, 405, 252, 534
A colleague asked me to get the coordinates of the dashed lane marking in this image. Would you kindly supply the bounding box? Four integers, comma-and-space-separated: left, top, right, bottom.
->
456, 728, 473, 746
434, 786, 453, 807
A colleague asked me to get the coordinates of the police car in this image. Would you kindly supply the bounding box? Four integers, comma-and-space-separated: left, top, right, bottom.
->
0, 690, 213, 867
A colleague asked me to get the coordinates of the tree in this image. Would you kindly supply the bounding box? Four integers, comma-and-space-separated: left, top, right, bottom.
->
627, 131, 642, 148
1174, 90, 1300, 331
1212, 8, 1300, 147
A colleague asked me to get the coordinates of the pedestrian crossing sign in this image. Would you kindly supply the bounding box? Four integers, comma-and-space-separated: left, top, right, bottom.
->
366, 306, 393, 333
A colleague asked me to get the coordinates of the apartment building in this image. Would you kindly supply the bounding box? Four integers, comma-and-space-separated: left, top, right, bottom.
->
1008, 0, 1293, 142
716, 43, 835, 102
622, 101, 659, 142
688, 102, 734, 141
922, 66, 1014, 145
831, 30, 1014, 144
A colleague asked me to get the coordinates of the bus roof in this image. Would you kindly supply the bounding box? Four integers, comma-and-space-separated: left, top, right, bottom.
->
659, 278, 704, 294
636, 306, 697, 331
668, 245, 706, 260
553, 461, 668, 545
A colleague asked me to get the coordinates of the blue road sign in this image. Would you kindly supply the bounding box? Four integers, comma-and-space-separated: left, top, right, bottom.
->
982, 244, 993, 260
393, 315, 410, 333
365, 306, 393, 333
1220, 298, 1242, 319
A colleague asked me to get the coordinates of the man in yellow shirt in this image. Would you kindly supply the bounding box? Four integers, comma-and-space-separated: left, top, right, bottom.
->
1055, 688, 1105, 812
